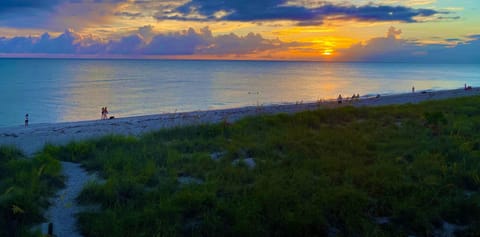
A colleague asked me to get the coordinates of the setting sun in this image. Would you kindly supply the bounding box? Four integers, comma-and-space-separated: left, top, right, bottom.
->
322, 49, 334, 56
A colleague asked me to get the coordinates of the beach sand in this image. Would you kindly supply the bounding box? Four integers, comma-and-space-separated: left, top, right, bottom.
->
1, 88, 479, 156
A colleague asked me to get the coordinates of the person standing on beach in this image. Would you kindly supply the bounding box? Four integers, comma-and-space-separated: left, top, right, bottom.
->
337, 94, 342, 104
101, 107, 105, 120
25, 114, 29, 127
412, 86, 415, 93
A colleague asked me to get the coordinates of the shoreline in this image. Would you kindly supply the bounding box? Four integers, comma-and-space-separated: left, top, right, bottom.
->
1, 87, 479, 156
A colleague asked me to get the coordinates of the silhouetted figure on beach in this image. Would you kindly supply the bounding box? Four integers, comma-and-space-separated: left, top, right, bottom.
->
101, 107, 110, 120
25, 114, 28, 127
412, 86, 415, 93
337, 94, 342, 104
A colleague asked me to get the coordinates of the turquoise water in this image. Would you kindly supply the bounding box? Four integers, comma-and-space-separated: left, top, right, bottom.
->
0, 59, 479, 127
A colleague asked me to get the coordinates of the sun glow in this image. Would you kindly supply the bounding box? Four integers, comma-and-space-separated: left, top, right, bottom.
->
322, 49, 334, 56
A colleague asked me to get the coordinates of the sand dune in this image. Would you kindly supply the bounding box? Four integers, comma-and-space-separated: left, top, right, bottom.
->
1, 88, 479, 156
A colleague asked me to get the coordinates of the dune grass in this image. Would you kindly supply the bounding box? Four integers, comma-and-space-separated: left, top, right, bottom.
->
0, 146, 63, 237
40, 96, 480, 236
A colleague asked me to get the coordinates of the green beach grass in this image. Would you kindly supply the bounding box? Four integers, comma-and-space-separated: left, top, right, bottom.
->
0, 147, 63, 237
3, 95, 480, 236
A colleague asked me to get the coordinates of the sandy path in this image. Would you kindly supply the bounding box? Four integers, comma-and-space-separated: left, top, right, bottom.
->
41, 162, 92, 237
1, 88, 479, 156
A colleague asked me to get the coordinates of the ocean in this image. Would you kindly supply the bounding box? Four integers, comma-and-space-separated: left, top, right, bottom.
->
0, 58, 479, 127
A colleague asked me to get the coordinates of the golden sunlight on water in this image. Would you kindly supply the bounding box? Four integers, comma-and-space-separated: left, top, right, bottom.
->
0, 59, 478, 127
62, 65, 117, 122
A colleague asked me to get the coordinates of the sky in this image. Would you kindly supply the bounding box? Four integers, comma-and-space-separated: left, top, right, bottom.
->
0, 0, 478, 62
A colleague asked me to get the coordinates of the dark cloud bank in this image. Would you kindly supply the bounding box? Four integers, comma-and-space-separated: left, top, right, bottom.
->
156, 0, 443, 25
0, 0, 449, 29
0, 0, 441, 23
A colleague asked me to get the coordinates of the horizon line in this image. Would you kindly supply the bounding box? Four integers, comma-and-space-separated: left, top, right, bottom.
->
0, 55, 478, 64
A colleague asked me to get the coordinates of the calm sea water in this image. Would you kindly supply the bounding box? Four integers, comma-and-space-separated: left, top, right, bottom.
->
0, 59, 479, 127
